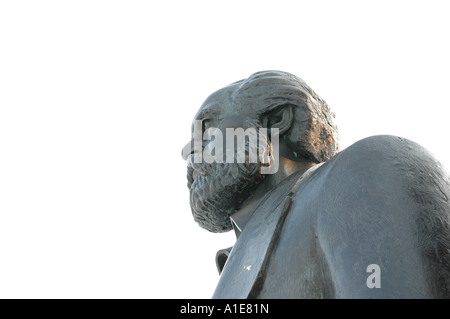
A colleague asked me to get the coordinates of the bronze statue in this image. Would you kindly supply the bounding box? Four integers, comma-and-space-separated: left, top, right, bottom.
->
182, 70, 450, 298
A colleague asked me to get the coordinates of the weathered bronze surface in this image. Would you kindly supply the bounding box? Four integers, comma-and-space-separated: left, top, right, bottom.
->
182, 71, 450, 298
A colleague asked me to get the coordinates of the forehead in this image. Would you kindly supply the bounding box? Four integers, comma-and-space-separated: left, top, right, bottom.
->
194, 83, 239, 120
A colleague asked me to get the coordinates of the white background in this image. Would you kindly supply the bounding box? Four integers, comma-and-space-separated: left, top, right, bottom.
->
1, 1, 449, 298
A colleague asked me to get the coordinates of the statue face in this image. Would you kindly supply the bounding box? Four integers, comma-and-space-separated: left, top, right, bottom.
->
183, 84, 267, 232
183, 70, 339, 232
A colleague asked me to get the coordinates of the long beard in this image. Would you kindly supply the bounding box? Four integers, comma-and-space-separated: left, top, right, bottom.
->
187, 123, 271, 233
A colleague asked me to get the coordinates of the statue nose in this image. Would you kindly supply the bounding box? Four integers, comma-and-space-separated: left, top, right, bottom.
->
182, 137, 209, 160
181, 139, 198, 160
181, 141, 190, 160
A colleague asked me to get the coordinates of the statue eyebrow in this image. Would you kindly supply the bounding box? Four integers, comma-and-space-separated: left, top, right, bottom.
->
191, 107, 223, 134
196, 107, 222, 120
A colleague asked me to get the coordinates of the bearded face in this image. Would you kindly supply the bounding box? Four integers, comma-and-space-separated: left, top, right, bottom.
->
184, 70, 339, 233
187, 118, 272, 233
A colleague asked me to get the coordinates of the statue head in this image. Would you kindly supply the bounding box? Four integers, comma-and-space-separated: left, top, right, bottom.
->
182, 70, 339, 233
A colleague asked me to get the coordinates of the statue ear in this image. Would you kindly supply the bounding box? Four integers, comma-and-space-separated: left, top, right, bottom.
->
262, 104, 294, 136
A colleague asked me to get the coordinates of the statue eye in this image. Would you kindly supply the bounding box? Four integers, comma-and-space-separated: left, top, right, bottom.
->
202, 119, 211, 132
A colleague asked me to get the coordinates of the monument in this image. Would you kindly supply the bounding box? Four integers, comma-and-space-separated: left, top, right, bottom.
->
182, 70, 450, 298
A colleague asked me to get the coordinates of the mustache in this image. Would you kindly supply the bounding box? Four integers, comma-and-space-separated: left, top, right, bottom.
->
186, 157, 214, 189
188, 156, 265, 233
187, 129, 273, 188
186, 119, 273, 185
186, 145, 265, 190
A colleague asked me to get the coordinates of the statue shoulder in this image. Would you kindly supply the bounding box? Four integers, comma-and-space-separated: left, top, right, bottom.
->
308, 134, 450, 228
289, 134, 448, 207
300, 135, 450, 298
314, 134, 450, 196
332, 134, 445, 175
